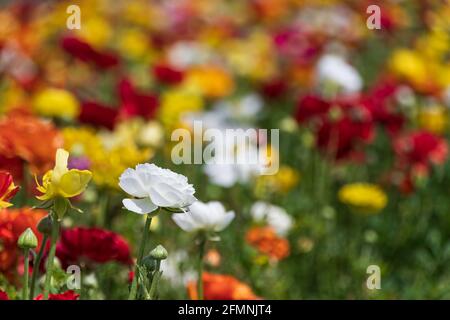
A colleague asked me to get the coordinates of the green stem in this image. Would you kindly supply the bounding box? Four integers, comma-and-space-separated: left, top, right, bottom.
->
22, 249, 30, 300
29, 234, 48, 299
128, 214, 153, 300
149, 260, 161, 300
197, 236, 207, 300
43, 215, 60, 299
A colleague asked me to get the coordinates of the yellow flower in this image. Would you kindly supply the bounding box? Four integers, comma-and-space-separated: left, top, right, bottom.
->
183, 66, 234, 98
36, 149, 92, 200
254, 166, 300, 197
338, 183, 387, 214
417, 105, 448, 135
389, 49, 428, 89
158, 89, 203, 130
62, 127, 152, 189
33, 88, 80, 120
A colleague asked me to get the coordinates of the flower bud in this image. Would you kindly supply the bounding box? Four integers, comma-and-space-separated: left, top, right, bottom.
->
18, 228, 38, 249
149, 245, 168, 260
37, 215, 53, 235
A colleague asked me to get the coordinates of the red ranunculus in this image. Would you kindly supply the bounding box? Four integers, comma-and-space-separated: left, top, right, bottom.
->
0, 290, 9, 300
61, 36, 119, 69
295, 94, 374, 159
55, 227, 132, 269
153, 63, 184, 85
118, 78, 159, 120
35, 290, 79, 300
78, 101, 118, 130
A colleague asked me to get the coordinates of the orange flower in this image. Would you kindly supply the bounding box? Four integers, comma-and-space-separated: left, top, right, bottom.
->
246, 226, 290, 261
0, 171, 19, 208
0, 109, 63, 175
187, 272, 260, 300
0, 207, 47, 275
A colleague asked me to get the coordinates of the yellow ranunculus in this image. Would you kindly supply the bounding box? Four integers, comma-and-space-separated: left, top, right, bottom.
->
338, 183, 387, 214
33, 88, 80, 120
36, 149, 92, 200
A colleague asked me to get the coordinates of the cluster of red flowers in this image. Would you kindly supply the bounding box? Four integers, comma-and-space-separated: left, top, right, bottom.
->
55, 227, 132, 269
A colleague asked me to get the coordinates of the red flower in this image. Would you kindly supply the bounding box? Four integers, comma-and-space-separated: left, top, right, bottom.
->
394, 131, 448, 170
295, 94, 374, 159
55, 227, 132, 269
0, 171, 20, 208
153, 63, 184, 85
0, 290, 8, 300
118, 78, 159, 120
78, 101, 118, 130
35, 290, 79, 300
360, 79, 405, 135
61, 36, 119, 69
260, 78, 287, 99
0, 208, 47, 276
187, 273, 260, 300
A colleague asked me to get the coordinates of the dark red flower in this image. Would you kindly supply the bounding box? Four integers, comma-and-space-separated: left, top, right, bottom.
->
0, 290, 8, 300
152, 63, 184, 85
118, 78, 159, 120
260, 78, 287, 99
360, 79, 405, 134
295, 94, 374, 159
61, 36, 119, 69
394, 131, 448, 169
78, 101, 118, 130
55, 227, 132, 269
35, 290, 79, 300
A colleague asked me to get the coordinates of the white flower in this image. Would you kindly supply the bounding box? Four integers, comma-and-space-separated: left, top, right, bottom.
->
250, 201, 293, 236
119, 163, 196, 214
172, 201, 235, 232
316, 54, 363, 94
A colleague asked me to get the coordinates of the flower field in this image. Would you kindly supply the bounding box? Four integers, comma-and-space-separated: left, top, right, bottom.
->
1, 0, 450, 300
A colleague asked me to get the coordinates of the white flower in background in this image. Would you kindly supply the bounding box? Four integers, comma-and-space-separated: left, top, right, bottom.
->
172, 201, 235, 232
250, 201, 293, 236
161, 250, 197, 286
167, 41, 212, 69
316, 54, 363, 94
119, 164, 196, 214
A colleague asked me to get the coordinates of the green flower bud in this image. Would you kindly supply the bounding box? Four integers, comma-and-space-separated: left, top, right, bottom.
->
149, 245, 168, 260
37, 215, 53, 235
18, 228, 38, 249
141, 255, 156, 272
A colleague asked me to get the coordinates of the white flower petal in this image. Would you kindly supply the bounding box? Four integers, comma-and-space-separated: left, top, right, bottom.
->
123, 198, 158, 215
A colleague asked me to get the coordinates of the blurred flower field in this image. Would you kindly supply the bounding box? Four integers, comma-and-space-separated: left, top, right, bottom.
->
1, 0, 450, 300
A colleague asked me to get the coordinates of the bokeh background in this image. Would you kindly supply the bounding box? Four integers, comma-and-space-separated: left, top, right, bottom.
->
1, 0, 450, 299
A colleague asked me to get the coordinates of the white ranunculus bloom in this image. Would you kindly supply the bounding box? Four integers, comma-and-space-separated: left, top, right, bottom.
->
119, 163, 197, 214
172, 201, 235, 232
316, 54, 363, 94
250, 201, 293, 236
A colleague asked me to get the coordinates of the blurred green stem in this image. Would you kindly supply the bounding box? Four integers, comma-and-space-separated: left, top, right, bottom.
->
149, 260, 161, 300
29, 234, 48, 299
43, 214, 60, 299
197, 235, 207, 300
129, 214, 154, 300
22, 249, 30, 300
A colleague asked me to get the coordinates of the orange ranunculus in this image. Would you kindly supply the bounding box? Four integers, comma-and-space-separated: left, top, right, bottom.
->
246, 226, 290, 261
0, 171, 20, 208
0, 109, 63, 176
187, 272, 260, 300
0, 207, 47, 275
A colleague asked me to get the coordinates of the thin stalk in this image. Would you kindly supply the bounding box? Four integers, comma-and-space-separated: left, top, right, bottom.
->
197, 236, 207, 300
43, 216, 60, 299
128, 214, 153, 300
149, 260, 161, 300
29, 234, 48, 299
22, 249, 30, 300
